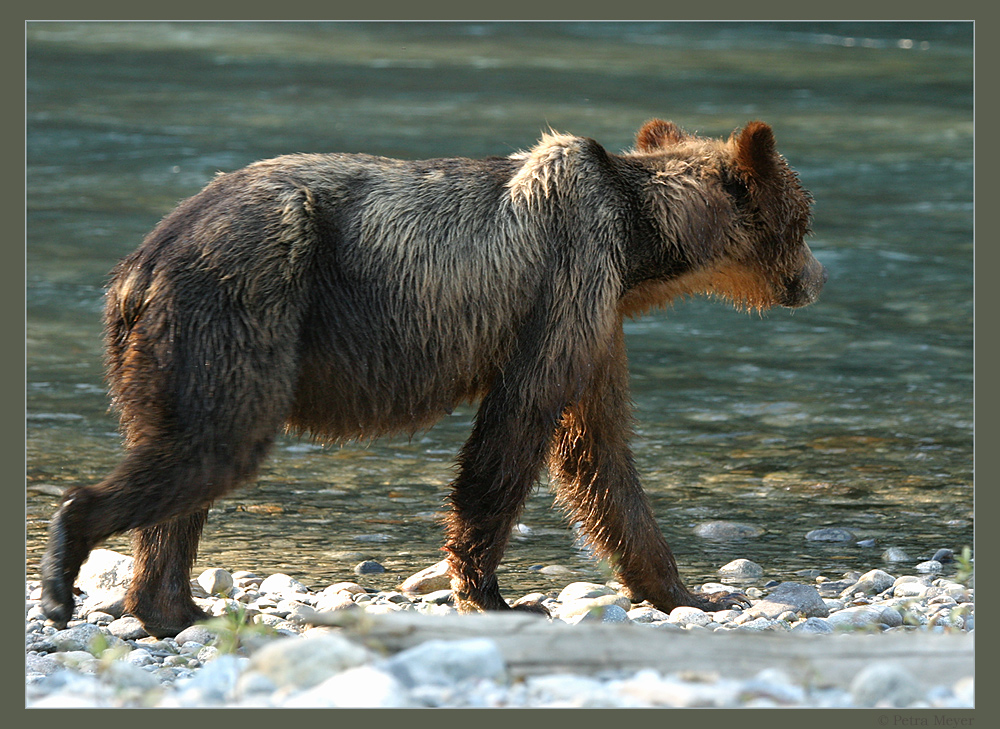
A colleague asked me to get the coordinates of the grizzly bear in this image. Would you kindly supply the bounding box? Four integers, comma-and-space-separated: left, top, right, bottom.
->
41, 119, 825, 637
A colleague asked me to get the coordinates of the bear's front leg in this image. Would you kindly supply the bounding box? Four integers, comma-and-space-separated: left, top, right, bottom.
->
548, 328, 748, 614
443, 378, 561, 615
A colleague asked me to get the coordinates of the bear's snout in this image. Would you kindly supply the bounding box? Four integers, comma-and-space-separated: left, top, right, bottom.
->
780, 254, 826, 308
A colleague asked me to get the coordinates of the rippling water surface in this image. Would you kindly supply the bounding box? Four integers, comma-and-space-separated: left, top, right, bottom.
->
26, 22, 973, 596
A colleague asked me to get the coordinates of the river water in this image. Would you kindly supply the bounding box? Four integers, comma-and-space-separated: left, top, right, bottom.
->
26, 22, 973, 597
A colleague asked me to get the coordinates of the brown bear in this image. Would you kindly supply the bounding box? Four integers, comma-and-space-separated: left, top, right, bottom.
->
41, 119, 825, 637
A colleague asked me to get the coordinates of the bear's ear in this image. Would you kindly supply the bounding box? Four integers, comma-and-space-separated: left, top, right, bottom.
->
732, 121, 779, 181
636, 119, 687, 151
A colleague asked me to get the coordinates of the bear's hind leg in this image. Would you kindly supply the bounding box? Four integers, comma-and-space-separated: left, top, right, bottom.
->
41, 432, 277, 632
125, 507, 211, 638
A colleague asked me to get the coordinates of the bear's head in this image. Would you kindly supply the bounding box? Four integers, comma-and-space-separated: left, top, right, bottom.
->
630, 119, 826, 313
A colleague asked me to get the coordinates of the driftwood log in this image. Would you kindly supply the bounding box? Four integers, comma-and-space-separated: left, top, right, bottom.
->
294, 608, 974, 690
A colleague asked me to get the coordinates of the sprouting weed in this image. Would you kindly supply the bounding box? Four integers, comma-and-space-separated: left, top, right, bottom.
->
953, 546, 974, 586
88, 631, 130, 668
196, 603, 278, 655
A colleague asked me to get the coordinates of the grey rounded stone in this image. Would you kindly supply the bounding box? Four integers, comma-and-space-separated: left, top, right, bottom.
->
627, 606, 671, 623
50, 622, 108, 652
247, 634, 373, 690
931, 548, 955, 563
323, 581, 365, 595
174, 624, 220, 647
718, 558, 764, 578
537, 564, 575, 576
314, 592, 359, 612
258, 573, 310, 597
882, 547, 912, 563
557, 593, 630, 619
198, 645, 220, 664
805, 528, 856, 542
77, 549, 134, 593
850, 662, 923, 707
791, 617, 834, 634
384, 638, 506, 687
694, 521, 765, 540
667, 606, 713, 627
600, 605, 630, 623
103, 660, 162, 690
563, 602, 629, 624
81, 589, 127, 619
398, 560, 451, 594
197, 568, 235, 597
125, 648, 156, 667
26, 653, 62, 676
893, 582, 930, 598
748, 582, 829, 619
736, 617, 779, 631
556, 582, 615, 602
827, 605, 901, 630
743, 668, 807, 705
353, 560, 385, 575
839, 569, 897, 598
86, 611, 115, 625
382, 591, 411, 604
176, 654, 246, 703
860, 568, 896, 589
107, 616, 148, 641
285, 665, 413, 708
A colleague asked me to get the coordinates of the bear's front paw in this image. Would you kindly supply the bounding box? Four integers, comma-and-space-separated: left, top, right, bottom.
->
691, 590, 751, 611
40, 588, 75, 630
510, 600, 551, 617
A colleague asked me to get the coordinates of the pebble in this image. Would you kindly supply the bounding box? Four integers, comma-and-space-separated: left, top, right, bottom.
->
398, 559, 450, 594
746, 582, 829, 619
353, 560, 385, 575
556, 582, 615, 602
24, 549, 974, 708
825, 605, 903, 630
850, 662, 925, 707
667, 606, 714, 628
838, 568, 896, 599
882, 546, 912, 562
77, 549, 134, 593
693, 521, 765, 539
718, 558, 764, 578
383, 638, 506, 687
931, 548, 955, 563
198, 568, 235, 597
258, 573, 309, 597
805, 527, 856, 542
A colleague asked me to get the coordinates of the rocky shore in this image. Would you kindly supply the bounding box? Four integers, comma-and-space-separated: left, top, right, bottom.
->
25, 549, 974, 708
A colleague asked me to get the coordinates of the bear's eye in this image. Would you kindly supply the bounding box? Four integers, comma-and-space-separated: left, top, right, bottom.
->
721, 173, 750, 212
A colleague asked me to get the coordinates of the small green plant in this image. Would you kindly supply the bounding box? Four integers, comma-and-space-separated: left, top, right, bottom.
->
88, 631, 130, 667
196, 603, 278, 655
953, 545, 974, 586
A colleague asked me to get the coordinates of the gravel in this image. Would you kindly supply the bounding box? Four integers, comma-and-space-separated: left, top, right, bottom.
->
25, 549, 974, 708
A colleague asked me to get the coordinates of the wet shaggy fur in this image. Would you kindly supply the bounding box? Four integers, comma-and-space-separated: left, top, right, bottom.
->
41, 119, 825, 637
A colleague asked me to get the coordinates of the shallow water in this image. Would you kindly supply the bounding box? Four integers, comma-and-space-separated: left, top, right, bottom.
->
26, 22, 973, 596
